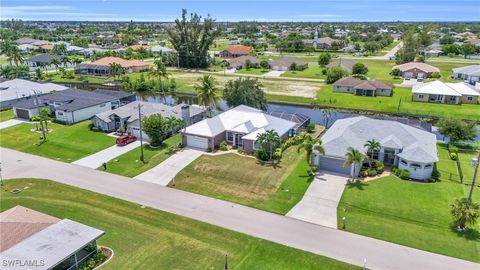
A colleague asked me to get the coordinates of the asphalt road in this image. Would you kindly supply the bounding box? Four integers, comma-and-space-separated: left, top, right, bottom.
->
1, 147, 479, 270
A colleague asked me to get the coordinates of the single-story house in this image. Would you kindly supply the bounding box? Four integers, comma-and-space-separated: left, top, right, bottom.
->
181, 105, 297, 154
313, 116, 438, 180
14, 37, 40, 44
326, 58, 357, 73
226, 56, 261, 69
267, 111, 310, 131
13, 88, 135, 124
452, 65, 480, 85
23, 54, 63, 67
220, 45, 254, 58
0, 79, 68, 108
270, 58, 308, 71
423, 49, 443, 57
392, 62, 440, 79
17, 44, 36, 53
412, 80, 479, 104
92, 101, 205, 140
0, 205, 105, 270
75, 56, 150, 77
317, 37, 335, 49
151, 45, 174, 54
333, 77, 393, 97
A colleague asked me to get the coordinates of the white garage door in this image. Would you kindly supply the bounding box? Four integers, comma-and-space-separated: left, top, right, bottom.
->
186, 135, 209, 149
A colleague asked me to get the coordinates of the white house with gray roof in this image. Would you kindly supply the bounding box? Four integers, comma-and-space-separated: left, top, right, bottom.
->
0, 79, 68, 108
313, 116, 438, 180
452, 65, 480, 86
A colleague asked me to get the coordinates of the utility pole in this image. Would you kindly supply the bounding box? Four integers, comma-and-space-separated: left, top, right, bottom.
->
467, 151, 479, 201
137, 104, 145, 163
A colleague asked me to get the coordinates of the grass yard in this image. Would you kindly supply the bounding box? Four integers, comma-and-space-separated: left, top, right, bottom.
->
282, 65, 326, 80
0, 179, 359, 270
0, 121, 114, 162
49, 73, 109, 84
0, 109, 13, 122
315, 84, 480, 120
338, 175, 480, 262
100, 135, 180, 177
170, 128, 324, 214
437, 144, 477, 184
235, 68, 270, 76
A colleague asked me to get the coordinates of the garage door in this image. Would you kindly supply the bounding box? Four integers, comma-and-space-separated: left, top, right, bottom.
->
318, 156, 350, 175
186, 135, 209, 149
15, 108, 30, 119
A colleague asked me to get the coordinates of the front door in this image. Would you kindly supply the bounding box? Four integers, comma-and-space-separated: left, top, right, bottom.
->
234, 134, 244, 147
383, 149, 396, 165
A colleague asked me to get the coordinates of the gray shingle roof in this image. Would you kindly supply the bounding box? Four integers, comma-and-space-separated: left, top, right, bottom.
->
25, 54, 63, 63
321, 116, 438, 163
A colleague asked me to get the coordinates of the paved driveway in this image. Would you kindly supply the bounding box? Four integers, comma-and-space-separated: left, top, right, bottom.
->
72, 141, 141, 168
0, 119, 27, 130
287, 172, 348, 228
134, 148, 203, 185
263, 70, 285, 77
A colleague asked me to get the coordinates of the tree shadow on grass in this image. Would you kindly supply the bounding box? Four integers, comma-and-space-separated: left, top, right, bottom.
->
450, 226, 480, 241
346, 181, 369, 191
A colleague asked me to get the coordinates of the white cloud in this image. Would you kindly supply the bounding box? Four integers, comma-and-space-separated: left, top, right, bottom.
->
1, 5, 117, 19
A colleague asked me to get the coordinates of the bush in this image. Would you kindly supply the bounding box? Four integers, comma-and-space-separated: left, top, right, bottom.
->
390, 68, 401, 77
219, 141, 228, 151
431, 167, 441, 180
430, 72, 441, 78
367, 169, 377, 177
255, 148, 270, 161
306, 123, 316, 133
449, 152, 458, 160
399, 170, 410, 180
237, 147, 244, 154
391, 165, 399, 174
448, 145, 458, 154
360, 170, 368, 177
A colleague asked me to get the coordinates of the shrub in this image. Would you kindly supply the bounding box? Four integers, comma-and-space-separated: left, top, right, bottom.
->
390, 68, 401, 77
399, 170, 410, 180
255, 148, 270, 161
368, 169, 377, 177
219, 141, 228, 151
391, 165, 399, 174
306, 123, 316, 133
448, 145, 458, 154
430, 72, 441, 78
361, 170, 368, 177
431, 167, 441, 180
449, 152, 458, 160
237, 147, 244, 154
274, 148, 283, 160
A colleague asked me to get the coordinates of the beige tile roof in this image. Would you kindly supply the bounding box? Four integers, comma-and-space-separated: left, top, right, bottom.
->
392, 62, 440, 73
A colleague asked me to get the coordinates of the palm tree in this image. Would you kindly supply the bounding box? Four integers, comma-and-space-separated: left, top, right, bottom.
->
14, 65, 29, 79
343, 147, 366, 183
109, 63, 123, 80
364, 139, 381, 163
0, 66, 15, 79
297, 135, 325, 175
194, 75, 218, 116
61, 56, 71, 67
34, 68, 44, 81
8, 46, 23, 66
51, 59, 61, 73
256, 130, 281, 161
322, 108, 336, 128
451, 198, 480, 230
149, 58, 169, 94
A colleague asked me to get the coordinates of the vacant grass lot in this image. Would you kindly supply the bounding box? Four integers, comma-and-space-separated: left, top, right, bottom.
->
0, 121, 114, 162
100, 135, 180, 177
236, 68, 270, 76
315, 84, 480, 120
0, 179, 359, 270
0, 109, 13, 122
282, 65, 326, 80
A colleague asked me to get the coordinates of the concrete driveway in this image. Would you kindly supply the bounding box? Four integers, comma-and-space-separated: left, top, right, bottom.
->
263, 70, 285, 77
72, 141, 141, 168
287, 172, 348, 228
0, 119, 27, 130
134, 148, 203, 185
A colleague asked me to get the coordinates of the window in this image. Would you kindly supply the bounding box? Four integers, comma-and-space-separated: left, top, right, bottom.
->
425, 164, 432, 168
57, 112, 63, 116
449, 96, 456, 101
418, 94, 424, 99
400, 159, 408, 165
410, 163, 421, 168
226, 131, 233, 142
467, 96, 473, 101
100, 103, 106, 107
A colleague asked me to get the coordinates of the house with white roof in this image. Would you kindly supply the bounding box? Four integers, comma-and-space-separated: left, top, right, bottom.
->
313, 116, 438, 180
0, 79, 68, 108
181, 105, 298, 154
452, 65, 480, 86
412, 80, 479, 104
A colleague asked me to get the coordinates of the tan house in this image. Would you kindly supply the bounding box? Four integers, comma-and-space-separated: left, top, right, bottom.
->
75, 56, 150, 76
412, 80, 479, 104
220, 45, 254, 58
226, 55, 261, 69
270, 57, 308, 71
333, 77, 393, 97
392, 62, 439, 79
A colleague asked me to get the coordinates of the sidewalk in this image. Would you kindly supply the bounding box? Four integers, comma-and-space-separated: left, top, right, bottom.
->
72, 141, 141, 168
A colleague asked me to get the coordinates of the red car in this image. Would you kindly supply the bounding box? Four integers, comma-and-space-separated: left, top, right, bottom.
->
116, 135, 137, 146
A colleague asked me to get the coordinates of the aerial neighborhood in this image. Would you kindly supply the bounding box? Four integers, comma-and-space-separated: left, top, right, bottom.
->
0, 4, 479, 270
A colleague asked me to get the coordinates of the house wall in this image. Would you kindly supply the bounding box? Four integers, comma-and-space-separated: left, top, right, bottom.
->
91, 117, 115, 131
375, 88, 393, 97
398, 159, 433, 180
412, 93, 430, 102
56, 101, 115, 124
401, 68, 432, 79
333, 85, 354, 93
460, 95, 479, 104
243, 139, 254, 154
13, 107, 39, 119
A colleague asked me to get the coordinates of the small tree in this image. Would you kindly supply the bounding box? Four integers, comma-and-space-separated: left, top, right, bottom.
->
260, 60, 270, 70
326, 66, 348, 84
245, 59, 252, 70
461, 43, 477, 59
352, 63, 368, 75
437, 118, 476, 145
451, 198, 479, 230
297, 135, 325, 175
290, 62, 297, 71
256, 130, 281, 161
364, 139, 381, 164
142, 114, 171, 147
223, 78, 268, 110
390, 68, 402, 77
343, 147, 366, 183
318, 52, 331, 66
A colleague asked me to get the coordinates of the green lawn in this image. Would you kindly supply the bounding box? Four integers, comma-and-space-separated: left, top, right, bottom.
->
0, 109, 13, 122
49, 73, 109, 84
437, 144, 477, 184
337, 144, 480, 262
100, 135, 180, 177
170, 128, 324, 214
0, 179, 359, 270
236, 68, 270, 76
282, 65, 326, 80
0, 121, 115, 162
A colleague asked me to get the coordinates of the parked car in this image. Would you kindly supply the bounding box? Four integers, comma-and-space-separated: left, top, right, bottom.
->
116, 135, 137, 146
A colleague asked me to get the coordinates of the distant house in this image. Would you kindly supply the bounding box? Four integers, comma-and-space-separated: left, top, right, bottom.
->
0, 79, 68, 108
13, 88, 135, 124
412, 80, 479, 104
75, 56, 149, 77
270, 57, 308, 71
23, 54, 63, 67
392, 62, 440, 79
151, 45, 174, 54
13, 37, 39, 44
317, 37, 335, 49
452, 65, 480, 85
226, 55, 261, 69
333, 77, 393, 97
17, 44, 36, 54
0, 205, 105, 270
181, 105, 298, 153
313, 116, 438, 180
92, 101, 205, 140
220, 45, 254, 58
326, 58, 357, 73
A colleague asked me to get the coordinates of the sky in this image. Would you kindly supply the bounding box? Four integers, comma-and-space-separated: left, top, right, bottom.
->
1, 0, 479, 22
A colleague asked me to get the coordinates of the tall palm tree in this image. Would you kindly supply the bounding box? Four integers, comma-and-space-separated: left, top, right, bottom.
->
0, 66, 15, 79
149, 58, 169, 94
364, 139, 381, 162
194, 75, 218, 116
297, 135, 325, 175
51, 58, 61, 73
256, 130, 281, 161
61, 56, 71, 67
343, 147, 366, 183
8, 46, 23, 66
451, 198, 479, 230
14, 65, 29, 79
109, 63, 123, 80
322, 108, 336, 128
